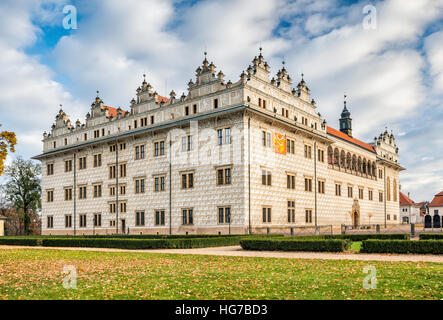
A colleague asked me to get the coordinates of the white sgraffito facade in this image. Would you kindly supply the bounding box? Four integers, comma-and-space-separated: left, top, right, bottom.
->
34, 53, 404, 235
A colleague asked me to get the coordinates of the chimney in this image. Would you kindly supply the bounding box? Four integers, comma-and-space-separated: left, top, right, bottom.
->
408, 192, 410, 198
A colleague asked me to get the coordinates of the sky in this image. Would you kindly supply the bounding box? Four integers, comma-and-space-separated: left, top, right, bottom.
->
0, 0, 442, 201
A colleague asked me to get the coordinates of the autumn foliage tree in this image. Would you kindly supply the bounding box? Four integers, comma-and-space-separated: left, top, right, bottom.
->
0, 123, 16, 176
4, 157, 41, 235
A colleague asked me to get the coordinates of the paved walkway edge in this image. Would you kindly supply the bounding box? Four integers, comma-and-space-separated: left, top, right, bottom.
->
1, 245, 442, 263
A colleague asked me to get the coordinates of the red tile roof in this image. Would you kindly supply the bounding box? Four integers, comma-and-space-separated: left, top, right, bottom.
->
103, 106, 128, 118
326, 126, 376, 152
158, 96, 169, 104
399, 192, 415, 206
429, 191, 443, 207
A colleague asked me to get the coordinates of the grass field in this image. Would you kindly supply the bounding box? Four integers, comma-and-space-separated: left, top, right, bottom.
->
0, 248, 441, 300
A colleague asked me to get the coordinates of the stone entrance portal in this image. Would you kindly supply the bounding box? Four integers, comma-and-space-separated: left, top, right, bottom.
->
351, 199, 360, 228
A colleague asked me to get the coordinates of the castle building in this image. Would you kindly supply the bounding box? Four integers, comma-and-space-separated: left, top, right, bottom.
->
34, 51, 404, 235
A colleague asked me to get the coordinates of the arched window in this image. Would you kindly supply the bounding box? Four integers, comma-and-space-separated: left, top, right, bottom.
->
363, 159, 367, 174
346, 153, 352, 170
328, 146, 333, 165
357, 157, 362, 173
387, 177, 391, 200
340, 150, 346, 167
334, 148, 339, 165
367, 160, 371, 176
372, 163, 376, 177
352, 155, 357, 171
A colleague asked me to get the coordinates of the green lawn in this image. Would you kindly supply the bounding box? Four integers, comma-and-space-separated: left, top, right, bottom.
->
0, 249, 441, 300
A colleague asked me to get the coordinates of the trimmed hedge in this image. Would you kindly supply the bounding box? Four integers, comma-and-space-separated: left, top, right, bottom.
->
361, 240, 443, 254
0, 238, 40, 246
419, 233, 443, 240
292, 234, 410, 241
240, 239, 350, 252
41, 236, 249, 249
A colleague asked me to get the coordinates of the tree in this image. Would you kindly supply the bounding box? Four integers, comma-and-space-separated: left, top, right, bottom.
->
0, 123, 17, 176
4, 157, 41, 235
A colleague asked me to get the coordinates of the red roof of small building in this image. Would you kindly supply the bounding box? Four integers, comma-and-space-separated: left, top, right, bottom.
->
429, 191, 443, 207
326, 126, 376, 153
399, 192, 415, 206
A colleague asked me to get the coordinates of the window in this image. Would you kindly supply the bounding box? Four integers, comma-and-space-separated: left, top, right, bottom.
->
109, 165, 116, 179
348, 186, 353, 198
65, 160, 72, 172
64, 138, 68, 146
304, 145, 312, 159
258, 98, 262, 107
262, 207, 272, 223
134, 119, 138, 129
79, 186, 87, 200
109, 220, 116, 227
318, 180, 325, 194
47, 163, 54, 175
141, 117, 148, 127
287, 139, 295, 154
94, 214, 102, 227
262, 131, 272, 148
64, 188, 72, 201
305, 209, 313, 223
110, 186, 116, 196
185, 106, 190, 116
47, 216, 53, 229
287, 174, 296, 189
193, 104, 197, 114
369, 190, 373, 201
263, 100, 266, 108
135, 211, 145, 226
281, 108, 289, 118
393, 214, 397, 221
120, 202, 127, 213
154, 141, 165, 156
304, 178, 312, 192
151, 115, 155, 125
181, 172, 194, 189
110, 145, 116, 152
93, 184, 102, 198
182, 135, 192, 152
79, 156, 87, 170
386, 177, 391, 201
387, 214, 391, 221
155, 210, 165, 226
84, 133, 88, 141
65, 215, 72, 228
53, 141, 56, 148
379, 192, 383, 202
46, 190, 54, 202
262, 170, 272, 186
109, 203, 116, 214
217, 127, 231, 145
217, 168, 231, 186
79, 214, 87, 228
120, 164, 127, 178
182, 209, 193, 225
94, 129, 100, 138
218, 207, 231, 224
154, 176, 166, 192
378, 169, 383, 179
335, 184, 341, 196
120, 143, 126, 150
93, 154, 102, 168
135, 178, 145, 194
135, 145, 145, 160
359, 188, 364, 200
288, 201, 295, 223
318, 150, 325, 162
213, 98, 219, 109
120, 185, 126, 195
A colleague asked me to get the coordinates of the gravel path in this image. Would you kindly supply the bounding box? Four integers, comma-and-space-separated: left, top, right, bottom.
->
1, 245, 442, 263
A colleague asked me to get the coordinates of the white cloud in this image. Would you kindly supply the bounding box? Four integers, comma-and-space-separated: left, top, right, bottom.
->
424, 30, 443, 92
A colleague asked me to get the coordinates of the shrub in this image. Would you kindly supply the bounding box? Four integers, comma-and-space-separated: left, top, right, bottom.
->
240, 239, 350, 252
360, 240, 443, 254
0, 238, 39, 246
419, 233, 443, 240
291, 234, 410, 241
41, 236, 250, 249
